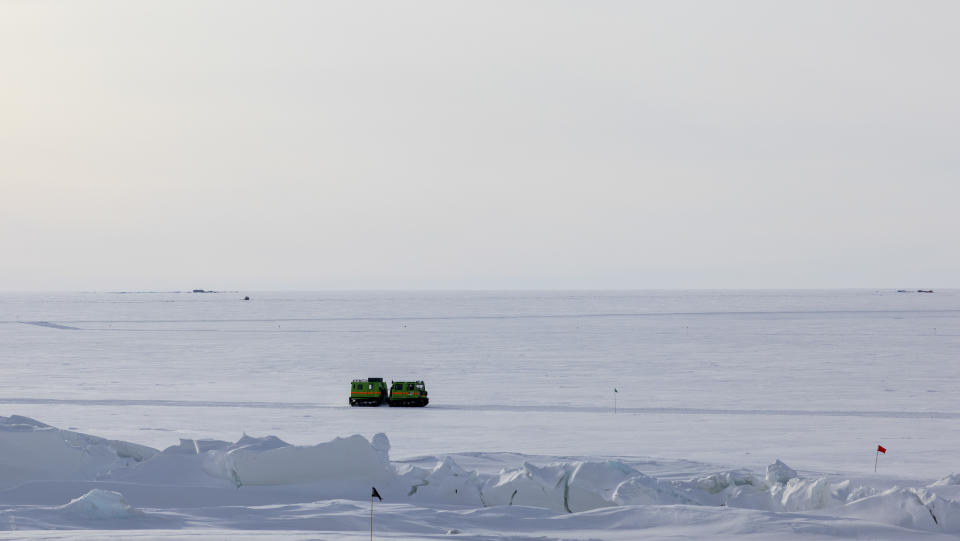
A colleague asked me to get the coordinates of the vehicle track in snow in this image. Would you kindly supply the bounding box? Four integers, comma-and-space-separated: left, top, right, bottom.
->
0, 397, 957, 420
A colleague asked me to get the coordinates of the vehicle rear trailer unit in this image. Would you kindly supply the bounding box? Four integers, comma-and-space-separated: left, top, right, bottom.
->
349, 378, 387, 406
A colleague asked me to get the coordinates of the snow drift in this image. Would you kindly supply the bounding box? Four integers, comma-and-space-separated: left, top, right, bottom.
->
2, 417, 960, 536
60, 489, 142, 519
202, 433, 393, 486
0, 415, 155, 490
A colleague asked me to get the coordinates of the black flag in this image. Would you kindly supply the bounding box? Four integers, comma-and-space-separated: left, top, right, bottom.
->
371, 486, 382, 501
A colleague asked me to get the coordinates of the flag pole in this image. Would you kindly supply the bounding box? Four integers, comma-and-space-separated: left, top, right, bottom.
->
369, 486, 382, 541
874, 444, 886, 472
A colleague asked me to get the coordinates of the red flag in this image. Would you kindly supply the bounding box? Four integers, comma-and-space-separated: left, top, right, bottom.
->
877, 445, 886, 454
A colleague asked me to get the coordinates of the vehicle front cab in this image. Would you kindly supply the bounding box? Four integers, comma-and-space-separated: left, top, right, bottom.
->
388, 380, 429, 407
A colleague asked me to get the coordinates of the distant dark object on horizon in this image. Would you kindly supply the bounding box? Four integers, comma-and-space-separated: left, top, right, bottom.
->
192, 289, 217, 293
243, 296, 250, 301
897, 289, 934, 293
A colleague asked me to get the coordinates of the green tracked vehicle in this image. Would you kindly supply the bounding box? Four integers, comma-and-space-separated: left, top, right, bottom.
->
388, 380, 429, 407
349, 377, 388, 406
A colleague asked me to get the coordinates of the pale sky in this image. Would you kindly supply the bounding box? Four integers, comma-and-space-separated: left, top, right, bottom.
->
2, 1, 957, 290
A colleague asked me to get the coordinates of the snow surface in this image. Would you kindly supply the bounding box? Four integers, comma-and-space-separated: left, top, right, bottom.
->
0, 290, 959, 539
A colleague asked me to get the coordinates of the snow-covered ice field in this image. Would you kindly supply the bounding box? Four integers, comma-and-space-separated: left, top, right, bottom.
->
1, 290, 959, 540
